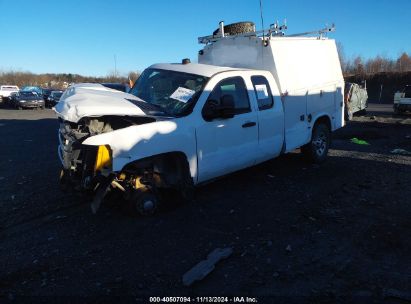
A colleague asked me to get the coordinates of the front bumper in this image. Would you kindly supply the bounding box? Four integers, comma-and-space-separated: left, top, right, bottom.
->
19, 101, 45, 108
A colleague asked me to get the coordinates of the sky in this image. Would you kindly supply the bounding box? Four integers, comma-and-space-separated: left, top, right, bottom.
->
0, 0, 410, 77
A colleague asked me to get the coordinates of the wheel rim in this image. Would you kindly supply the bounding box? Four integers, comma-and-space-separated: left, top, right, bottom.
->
143, 200, 154, 212
313, 132, 327, 156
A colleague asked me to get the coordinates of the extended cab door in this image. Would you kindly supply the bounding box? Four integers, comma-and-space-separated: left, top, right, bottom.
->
249, 74, 284, 164
196, 76, 258, 183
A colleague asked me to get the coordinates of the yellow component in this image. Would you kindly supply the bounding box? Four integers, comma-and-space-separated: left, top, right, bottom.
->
134, 177, 145, 189
118, 173, 126, 180
94, 145, 112, 172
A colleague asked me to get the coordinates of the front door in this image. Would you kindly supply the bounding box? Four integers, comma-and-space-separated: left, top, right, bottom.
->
196, 76, 258, 183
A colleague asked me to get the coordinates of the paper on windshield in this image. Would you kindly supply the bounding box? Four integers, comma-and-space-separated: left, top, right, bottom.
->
255, 84, 269, 100
170, 87, 195, 103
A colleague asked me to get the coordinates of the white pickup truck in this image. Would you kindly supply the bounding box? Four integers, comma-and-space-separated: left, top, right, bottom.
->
55, 22, 344, 215
394, 85, 411, 113
0, 85, 19, 103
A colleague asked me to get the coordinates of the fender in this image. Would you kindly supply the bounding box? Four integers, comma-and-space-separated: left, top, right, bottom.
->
309, 113, 333, 135
82, 119, 198, 181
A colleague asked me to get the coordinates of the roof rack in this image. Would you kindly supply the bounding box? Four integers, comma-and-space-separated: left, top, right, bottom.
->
198, 21, 335, 44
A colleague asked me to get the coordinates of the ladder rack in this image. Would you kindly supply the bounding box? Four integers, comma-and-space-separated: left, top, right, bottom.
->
198, 21, 335, 44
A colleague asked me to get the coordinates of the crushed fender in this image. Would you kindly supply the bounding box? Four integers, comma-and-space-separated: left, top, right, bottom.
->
90, 176, 115, 214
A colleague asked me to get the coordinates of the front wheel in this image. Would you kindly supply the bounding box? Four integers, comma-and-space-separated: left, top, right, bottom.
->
127, 187, 160, 217
302, 123, 331, 163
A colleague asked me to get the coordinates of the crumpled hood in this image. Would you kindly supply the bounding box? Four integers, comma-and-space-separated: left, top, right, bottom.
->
54, 83, 146, 123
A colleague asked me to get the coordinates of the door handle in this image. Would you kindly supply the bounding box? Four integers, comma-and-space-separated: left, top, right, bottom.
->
242, 122, 256, 128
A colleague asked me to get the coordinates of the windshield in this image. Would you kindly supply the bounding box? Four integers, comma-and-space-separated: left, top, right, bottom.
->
22, 86, 41, 93
129, 68, 209, 116
53, 92, 63, 98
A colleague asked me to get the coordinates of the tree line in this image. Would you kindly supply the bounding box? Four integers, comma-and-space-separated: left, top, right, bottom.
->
338, 43, 411, 76
1, 49, 410, 88
0, 70, 140, 89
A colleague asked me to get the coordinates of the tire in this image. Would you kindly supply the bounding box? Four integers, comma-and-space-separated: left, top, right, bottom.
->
128, 187, 160, 217
302, 123, 331, 163
213, 21, 255, 36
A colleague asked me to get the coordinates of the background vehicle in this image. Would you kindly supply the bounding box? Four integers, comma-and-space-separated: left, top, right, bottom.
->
55, 21, 344, 215
42, 88, 54, 103
101, 82, 130, 93
344, 82, 368, 120
13, 91, 45, 109
6, 91, 19, 107
394, 85, 411, 114
46, 90, 64, 108
0, 85, 19, 104
21, 86, 43, 96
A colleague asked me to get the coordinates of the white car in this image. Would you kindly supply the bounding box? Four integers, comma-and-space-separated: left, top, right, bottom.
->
55, 22, 344, 215
0, 85, 19, 103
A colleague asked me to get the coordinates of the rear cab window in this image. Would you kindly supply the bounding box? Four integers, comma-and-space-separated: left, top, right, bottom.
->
251, 76, 274, 110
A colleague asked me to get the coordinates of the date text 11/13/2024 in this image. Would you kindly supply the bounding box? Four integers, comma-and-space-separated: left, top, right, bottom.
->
149, 296, 258, 303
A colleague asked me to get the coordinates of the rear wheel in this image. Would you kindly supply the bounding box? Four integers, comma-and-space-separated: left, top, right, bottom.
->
302, 123, 331, 163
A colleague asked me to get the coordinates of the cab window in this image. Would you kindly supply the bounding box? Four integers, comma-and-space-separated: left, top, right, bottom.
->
251, 76, 274, 110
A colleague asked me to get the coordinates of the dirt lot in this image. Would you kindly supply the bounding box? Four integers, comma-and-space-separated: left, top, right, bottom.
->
0, 104, 410, 303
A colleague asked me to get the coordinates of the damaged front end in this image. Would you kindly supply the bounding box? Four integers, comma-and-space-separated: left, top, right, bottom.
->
55, 83, 195, 215
57, 115, 193, 215
58, 115, 157, 212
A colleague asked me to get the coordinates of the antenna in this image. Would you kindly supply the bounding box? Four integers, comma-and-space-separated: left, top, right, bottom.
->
114, 54, 117, 78
259, 0, 265, 40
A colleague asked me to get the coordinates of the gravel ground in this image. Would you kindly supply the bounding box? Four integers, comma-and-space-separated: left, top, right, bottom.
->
0, 105, 410, 303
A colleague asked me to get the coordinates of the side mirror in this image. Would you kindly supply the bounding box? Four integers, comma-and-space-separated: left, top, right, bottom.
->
202, 99, 219, 121
202, 94, 235, 121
